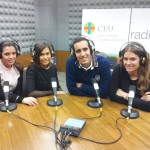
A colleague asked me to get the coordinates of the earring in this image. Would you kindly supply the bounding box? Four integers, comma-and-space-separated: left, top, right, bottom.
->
142, 57, 145, 64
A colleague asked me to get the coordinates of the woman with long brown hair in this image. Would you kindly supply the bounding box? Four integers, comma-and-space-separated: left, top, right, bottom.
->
109, 41, 150, 112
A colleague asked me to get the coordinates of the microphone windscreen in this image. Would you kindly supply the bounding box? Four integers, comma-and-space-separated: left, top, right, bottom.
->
3, 81, 9, 92
51, 77, 56, 82
129, 85, 136, 92
51, 77, 57, 88
128, 85, 136, 98
91, 78, 99, 90
91, 78, 96, 84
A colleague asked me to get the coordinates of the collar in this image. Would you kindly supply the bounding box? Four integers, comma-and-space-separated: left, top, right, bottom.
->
75, 54, 98, 71
0, 59, 13, 70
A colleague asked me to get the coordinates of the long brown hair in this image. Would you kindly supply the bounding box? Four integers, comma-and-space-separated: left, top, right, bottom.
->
120, 41, 150, 95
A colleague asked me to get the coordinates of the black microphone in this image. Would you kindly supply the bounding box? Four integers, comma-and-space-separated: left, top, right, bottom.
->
87, 78, 103, 108
47, 77, 63, 106
120, 85, 139, 119
0, 81, 17, 112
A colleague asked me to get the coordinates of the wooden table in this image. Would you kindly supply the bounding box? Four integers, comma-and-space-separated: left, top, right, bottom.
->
0, 94, 150, 150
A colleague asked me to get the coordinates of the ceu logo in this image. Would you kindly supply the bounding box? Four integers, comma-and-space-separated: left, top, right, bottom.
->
84, 22, 95, 34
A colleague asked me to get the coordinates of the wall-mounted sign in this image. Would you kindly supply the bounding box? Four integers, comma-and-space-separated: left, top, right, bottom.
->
82, 8, 150, 56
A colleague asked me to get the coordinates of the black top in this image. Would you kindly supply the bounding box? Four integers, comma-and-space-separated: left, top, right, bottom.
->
109, 63, 150, 112
26, 63, 62, 96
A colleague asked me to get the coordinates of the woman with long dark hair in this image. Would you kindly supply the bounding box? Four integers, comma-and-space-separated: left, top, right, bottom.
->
26, 42, 64, 97
0, 41, 37, 106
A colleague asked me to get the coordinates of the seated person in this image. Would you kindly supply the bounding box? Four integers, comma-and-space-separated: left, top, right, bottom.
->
0, 40, 37, 106
109, 41, 150, 112
66, 36, 111, 98
26, 42, 64, 98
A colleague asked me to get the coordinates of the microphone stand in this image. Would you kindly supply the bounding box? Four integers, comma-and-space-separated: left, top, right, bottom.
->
87, 97, 103, 108
0, 101, 17, 112
120, 85, 139, 119
120, 108, 139, 119
47, 96, 63, 106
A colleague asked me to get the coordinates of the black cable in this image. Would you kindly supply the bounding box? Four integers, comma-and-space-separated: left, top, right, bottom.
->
54, 106, 58, 130
7, 111, 125, 147
55, 107, 103, 149
7, 110, 72, 150
80, 108, 103, 120
53, 106, 72, 150
78, 117, 126, 144
54, 106, 59, 150
8, 111, 56, 133
56, 130, 72, 150
53, 106, 71, 150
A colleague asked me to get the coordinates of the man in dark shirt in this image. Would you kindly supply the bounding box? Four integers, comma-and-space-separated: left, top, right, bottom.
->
66, 36, 111, 98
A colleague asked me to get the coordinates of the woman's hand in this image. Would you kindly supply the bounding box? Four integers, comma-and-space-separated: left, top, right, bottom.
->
116, 89, 128, 100
22, 97, 38, 106
57, 91, 66, 94
141, 92, 150, 101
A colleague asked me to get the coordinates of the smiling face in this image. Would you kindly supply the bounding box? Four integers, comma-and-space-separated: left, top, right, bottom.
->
39, 47, 51, 69
123, 51, 140, 74
1, 46, 17, 68
74, 40, 92, 68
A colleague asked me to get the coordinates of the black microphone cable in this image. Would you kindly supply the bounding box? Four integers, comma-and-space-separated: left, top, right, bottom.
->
7, 109, 72, 150
55, 129, 72, 150
54, 106, 58, 130
6, 109, 126, 147
53, 106, 72, 150
7, 110, 56, 132
54, 106, 72, 150
80, 107, 103, 120
7, 108, 72, 150
78, 117, 127, 144
55, 107, 103, 149
53, 106, 59, 150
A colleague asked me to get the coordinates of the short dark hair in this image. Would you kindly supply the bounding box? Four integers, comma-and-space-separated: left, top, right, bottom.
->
70, 37, 94, 57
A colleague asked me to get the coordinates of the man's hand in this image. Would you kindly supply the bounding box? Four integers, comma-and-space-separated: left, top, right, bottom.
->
76, 83, 82, 88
